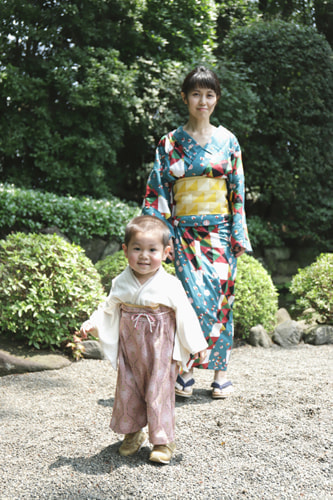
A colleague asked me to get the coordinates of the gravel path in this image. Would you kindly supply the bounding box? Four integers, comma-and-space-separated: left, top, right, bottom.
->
1, 344, 332, 500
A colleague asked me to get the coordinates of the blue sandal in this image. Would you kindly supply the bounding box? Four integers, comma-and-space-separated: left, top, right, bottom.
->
175, 374, 195, 398
211, 381, 234, 399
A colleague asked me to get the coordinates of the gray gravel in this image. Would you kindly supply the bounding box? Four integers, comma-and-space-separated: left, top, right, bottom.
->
1, 343, 332, 500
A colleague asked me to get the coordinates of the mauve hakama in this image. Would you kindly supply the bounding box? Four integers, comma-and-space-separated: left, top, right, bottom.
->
110, 304, 178, 445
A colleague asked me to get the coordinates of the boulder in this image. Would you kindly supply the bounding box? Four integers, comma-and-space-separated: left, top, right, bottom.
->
82, 340, 107, 360
0, 349, 71, 376
303, 325, 333, 345
248, 325, 272, 348
276, 308, 291, 325
80, 237, 108, 263
272, 320, 303, 347
40, 225, 71, 242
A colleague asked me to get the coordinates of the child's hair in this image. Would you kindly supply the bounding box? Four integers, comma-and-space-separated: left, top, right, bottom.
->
181, 66, 221, 100
124, 215, 170, 247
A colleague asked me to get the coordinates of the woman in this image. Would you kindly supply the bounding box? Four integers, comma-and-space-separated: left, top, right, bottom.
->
142, 66, 252, 398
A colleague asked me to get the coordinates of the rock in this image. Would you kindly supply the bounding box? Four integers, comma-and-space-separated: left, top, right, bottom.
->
82, 340, 107, 360
40, 226, 71, 242
101, 240, 121, 260
272, 320, 303, 347
303, 325, 333, 345
248, 325, 272, 348
80, 237, 108, 263
0, 349, 71, 376
276, 308, 291, 325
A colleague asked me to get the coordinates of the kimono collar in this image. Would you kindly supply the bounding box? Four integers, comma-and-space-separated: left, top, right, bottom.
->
172, 126, 223, 156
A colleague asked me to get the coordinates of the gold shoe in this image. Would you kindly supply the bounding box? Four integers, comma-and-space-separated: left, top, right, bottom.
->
119, 430, 148, 456
149, 442, 176, 464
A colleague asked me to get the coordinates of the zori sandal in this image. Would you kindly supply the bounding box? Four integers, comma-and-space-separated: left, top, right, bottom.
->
211, 380, 234, 399
175, 374, 195, 398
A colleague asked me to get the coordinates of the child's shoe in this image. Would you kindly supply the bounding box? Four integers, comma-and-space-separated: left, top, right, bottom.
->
149, 442, 176, 464
118, 430, 148, 456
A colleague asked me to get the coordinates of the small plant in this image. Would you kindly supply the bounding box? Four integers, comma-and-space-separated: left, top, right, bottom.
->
0, 232, 105, 350
233, 253, 279, 339
65, 329, 99, 361
95, 251, 175, 291
290, 253, 333, 324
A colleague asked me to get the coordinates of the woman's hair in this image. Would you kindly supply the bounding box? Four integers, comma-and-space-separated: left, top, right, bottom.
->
124, 215, 170, 247
181, 66, 221, 99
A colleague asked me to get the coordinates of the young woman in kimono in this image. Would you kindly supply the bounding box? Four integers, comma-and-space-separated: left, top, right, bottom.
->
142, 66, 252, 399
80, 215, 207, 464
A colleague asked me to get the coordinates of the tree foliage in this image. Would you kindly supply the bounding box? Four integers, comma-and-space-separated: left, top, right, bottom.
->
224, 20, 333, 248
0, 1, 332, 249
0, 0, 217, 198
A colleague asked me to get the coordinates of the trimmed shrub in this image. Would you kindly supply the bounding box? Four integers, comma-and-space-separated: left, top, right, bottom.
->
233, 254, 279, 339
96, 251, 278, 339
0, 233, 105, 349
0, 183, 140, 244
290, 253, 333, 324
95, 251, 176, 291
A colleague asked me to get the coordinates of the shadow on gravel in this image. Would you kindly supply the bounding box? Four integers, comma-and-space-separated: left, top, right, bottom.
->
176, 388, 215, 406
97, 390, 219, 410
49, 443, 183, 474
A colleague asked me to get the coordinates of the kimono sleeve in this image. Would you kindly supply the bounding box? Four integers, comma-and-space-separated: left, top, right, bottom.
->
227, 136, 252, 253
172, 280, 208, 367
90, 294, 120, 371
142, 137, 175, 238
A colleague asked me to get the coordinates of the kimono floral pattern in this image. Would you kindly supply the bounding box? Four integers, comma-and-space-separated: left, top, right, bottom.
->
143, 125, 252, 371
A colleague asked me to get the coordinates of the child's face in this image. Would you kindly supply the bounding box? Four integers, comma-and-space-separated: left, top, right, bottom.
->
122, 230, 170, 284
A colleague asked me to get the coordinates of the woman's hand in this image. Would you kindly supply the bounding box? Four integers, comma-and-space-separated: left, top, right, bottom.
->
194, 349, 207, 363
167, 238, 175, 261
233, 245, 246, 258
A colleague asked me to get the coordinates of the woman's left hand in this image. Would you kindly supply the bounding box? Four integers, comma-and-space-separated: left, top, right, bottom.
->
233, 245, 246, 258
167, 238, 175, 261
194, 349, 207, 363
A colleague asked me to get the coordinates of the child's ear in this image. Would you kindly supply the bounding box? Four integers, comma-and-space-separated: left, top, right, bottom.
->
162, 245, 171, 261
122, 243, 128, 258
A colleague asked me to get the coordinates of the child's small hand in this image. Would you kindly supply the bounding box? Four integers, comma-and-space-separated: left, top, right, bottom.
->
80, 320, 97, 338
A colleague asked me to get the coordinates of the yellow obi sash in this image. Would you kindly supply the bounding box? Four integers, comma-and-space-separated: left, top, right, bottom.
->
173, 177, 230, 216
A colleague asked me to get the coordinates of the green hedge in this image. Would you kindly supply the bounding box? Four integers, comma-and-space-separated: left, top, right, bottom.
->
233, 253, 278, 338
0, 183, 140, 244
0, 232, 105, 349
290, 253, 333, 324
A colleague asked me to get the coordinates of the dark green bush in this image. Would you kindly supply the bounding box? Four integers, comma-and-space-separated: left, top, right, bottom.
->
0, 233, 105, 349
0, 183, 140, 244
290, 253, 333, 324
96, 251, 278, 339
234, 253, 279, 338
95, 251, 176, 291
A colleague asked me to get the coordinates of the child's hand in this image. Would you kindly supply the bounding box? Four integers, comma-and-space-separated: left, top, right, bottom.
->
80, 320, 97, 338
194, 349, 207, 363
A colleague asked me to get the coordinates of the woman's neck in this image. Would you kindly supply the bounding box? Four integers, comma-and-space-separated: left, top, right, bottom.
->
183, 117, 213, 134
183, 118, 216, 147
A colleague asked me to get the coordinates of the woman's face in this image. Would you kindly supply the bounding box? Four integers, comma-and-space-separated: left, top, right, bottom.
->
181, 87, 218, 120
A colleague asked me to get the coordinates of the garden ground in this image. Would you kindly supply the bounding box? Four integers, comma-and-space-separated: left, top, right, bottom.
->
0, 343, 332, 499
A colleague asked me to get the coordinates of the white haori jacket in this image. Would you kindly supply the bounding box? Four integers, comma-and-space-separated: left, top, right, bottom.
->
90, 266, 208, 371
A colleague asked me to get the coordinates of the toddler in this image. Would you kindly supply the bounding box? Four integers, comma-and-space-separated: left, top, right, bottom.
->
80, 215, 207, 464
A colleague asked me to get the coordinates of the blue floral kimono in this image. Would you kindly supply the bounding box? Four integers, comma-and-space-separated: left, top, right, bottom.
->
142, 125, 252, 371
